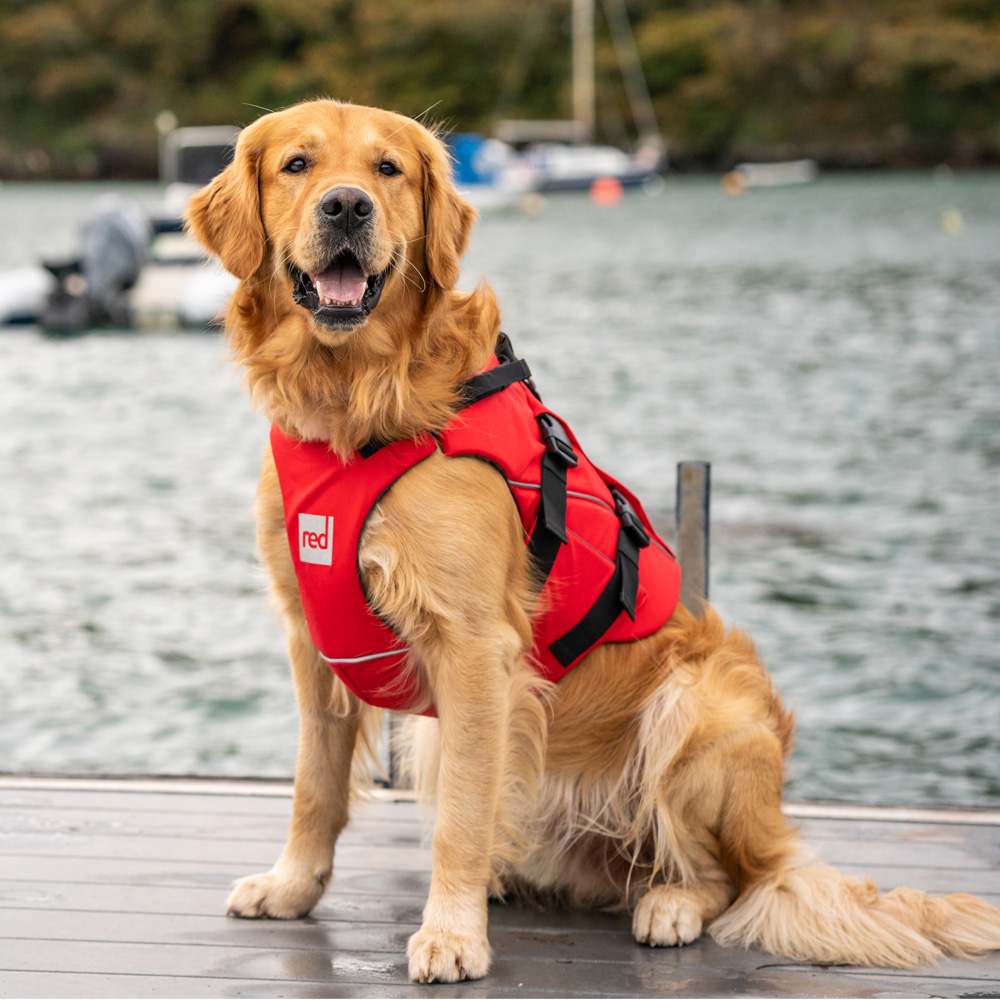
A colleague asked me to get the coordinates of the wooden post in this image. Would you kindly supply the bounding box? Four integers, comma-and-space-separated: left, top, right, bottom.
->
387, 721, 402, 790
676, 461, 710, 612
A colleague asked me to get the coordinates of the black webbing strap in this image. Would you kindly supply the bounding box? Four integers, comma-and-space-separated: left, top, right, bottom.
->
528, 413, 577, 583
459, 359, 532, 408
459, 332, 535, 409
358, 438, 387, 459
548, 489, 650, 668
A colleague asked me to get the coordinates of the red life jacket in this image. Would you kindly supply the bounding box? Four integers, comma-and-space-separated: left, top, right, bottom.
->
270, 336, 681, 714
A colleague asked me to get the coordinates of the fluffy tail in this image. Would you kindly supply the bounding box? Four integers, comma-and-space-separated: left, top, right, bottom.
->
710, 853, 1000, 967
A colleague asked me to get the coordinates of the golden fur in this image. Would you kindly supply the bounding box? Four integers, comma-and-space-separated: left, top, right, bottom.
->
186, 99, 1000, 983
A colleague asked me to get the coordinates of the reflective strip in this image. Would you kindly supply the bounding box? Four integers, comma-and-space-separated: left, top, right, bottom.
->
508, 480, 615, 512
319, 648, 409, 665
568, 489, 615, 512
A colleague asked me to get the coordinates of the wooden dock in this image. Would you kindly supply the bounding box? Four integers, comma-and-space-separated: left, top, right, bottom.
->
1, 776, 998, 998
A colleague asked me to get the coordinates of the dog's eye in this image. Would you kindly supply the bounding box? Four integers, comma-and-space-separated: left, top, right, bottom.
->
282, 156, 308, 175
378, 161, 401, 177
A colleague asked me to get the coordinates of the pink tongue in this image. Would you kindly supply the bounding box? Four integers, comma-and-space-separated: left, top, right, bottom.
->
311, 260, 368, 303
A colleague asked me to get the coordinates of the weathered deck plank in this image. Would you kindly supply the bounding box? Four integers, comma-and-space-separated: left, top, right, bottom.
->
1, 777, 998, 998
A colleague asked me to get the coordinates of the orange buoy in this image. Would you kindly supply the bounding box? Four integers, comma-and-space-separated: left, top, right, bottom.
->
590, 175, 624, 206
721, 171, 746, 197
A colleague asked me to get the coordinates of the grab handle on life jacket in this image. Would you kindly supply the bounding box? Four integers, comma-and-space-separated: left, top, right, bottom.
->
460, 333, 535, 409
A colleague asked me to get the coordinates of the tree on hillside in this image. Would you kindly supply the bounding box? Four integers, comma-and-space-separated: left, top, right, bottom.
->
1, 0, 998, 178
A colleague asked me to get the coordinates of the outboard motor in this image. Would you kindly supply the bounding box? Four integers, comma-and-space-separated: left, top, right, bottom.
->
41, 195, 152, 334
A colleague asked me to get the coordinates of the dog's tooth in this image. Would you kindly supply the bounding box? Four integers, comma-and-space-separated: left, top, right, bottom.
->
315, 293, 365, 308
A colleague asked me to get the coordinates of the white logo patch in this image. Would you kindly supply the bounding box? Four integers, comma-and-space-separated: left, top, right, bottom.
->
298, 513, 334, 566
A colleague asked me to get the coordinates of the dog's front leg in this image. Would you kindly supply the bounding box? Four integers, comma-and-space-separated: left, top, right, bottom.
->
227, 453, 365, 919
361, 453, 538, 983
226, 621, 364, 918
406, 634, 516, 982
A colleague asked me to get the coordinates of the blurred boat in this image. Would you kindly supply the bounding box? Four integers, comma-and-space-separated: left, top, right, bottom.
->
495, 0, 665, 192
0, 123, 239, 333
516, 140, 660, 192
0, 266, 55, 326
735, 159, 818, 186
446, 133, 540, 212
722, 159, 819, 195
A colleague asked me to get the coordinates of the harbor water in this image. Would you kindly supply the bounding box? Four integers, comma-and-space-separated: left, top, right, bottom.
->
0, 173, 997, 806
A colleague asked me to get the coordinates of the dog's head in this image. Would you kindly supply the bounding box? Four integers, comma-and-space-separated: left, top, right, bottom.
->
186, 100, 476, 347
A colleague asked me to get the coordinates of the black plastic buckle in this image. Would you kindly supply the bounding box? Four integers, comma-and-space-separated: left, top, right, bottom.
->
497, 331, 541, 400
537, 413, 578, 468
612, 488, 650, 548
495, 331, 516, 365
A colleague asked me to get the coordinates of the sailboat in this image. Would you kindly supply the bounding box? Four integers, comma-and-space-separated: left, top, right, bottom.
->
496, 0, 664, 192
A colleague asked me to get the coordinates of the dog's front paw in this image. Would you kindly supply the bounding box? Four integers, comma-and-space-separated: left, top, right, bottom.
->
407, 926, 491, 983
226, 866, 328, 919
633, 886, 705, 947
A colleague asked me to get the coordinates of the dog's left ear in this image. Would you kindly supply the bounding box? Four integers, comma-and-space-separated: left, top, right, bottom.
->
421, 137, 476, 291
185, 127, 265, 281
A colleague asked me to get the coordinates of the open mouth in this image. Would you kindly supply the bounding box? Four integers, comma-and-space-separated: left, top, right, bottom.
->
289, 251, 388, 329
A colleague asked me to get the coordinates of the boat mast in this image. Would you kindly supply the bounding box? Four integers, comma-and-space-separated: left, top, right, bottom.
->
572, 0, 596, 144
602, 0, 663, 157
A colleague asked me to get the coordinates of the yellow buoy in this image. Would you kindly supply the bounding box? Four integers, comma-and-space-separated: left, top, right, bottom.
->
941, 208, 964, 235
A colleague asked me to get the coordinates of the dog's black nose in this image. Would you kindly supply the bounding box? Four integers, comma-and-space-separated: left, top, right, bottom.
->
319, 187, 374, 234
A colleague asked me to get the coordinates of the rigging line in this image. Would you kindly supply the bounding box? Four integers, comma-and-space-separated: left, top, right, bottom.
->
600, 0, 662, 148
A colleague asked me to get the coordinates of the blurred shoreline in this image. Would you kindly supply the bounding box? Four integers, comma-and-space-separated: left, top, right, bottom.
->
2, 2, 999, 180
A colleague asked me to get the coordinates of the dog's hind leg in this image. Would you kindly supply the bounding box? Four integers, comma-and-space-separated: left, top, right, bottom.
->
656, 713, 1000, 966
634, 606, 1000, 965
629, 718, 789, 950
633, 881, 735, 947
623, 611, 794, 950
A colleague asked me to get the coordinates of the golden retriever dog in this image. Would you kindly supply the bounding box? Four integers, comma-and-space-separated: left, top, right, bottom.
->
186, 99, 1000, 983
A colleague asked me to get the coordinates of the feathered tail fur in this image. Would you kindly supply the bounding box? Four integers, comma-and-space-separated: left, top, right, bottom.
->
711, 852, 1000, 967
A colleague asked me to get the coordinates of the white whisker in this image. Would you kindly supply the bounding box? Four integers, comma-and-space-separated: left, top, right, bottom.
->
381, 101, 441, 143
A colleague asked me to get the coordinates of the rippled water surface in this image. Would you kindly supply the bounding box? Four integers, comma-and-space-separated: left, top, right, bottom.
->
0, 173, 997, 805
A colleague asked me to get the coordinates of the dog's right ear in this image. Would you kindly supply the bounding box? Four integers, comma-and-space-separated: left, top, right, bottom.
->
185, 129, 265, 281
420, 133, 476, 291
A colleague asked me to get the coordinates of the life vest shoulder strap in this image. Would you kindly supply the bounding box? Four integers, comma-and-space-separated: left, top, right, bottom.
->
458, 332, 538, 408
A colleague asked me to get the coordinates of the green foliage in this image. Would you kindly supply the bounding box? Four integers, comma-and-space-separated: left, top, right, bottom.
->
1, 0, 999, 177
